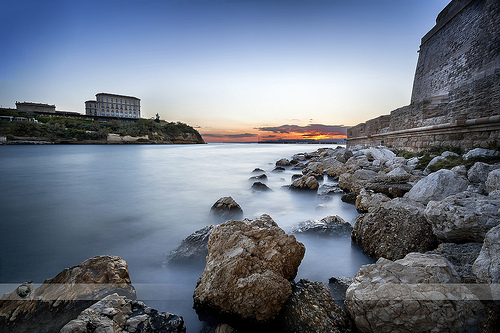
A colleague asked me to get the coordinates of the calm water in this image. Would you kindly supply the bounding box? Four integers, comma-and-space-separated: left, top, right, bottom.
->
0, 144, 372, 331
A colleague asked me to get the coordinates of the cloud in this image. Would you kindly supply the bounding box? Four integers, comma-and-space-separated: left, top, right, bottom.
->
201, 133, 258, 138
256, 124, 349, 136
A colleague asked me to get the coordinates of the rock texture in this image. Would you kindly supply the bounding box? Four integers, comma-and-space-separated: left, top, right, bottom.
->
168, 225, 214, 263
486, 168, 500, 193
404, 169, 469, 204
60, 293, 186, 333
210, 197, 243, 220
344, 253, 483, 333
352, 198, 437, 260
291, 215, 352, 237
427, 242, 483, 283
473, 224, 500, 284
355, 189, 390, 213
277, 279, 351, 333
0, 255, 136, 333
193, 214, 305, 323
290, 175, 319, 191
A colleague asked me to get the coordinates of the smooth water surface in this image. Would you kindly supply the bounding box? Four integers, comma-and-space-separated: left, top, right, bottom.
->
0, 144, 373, 332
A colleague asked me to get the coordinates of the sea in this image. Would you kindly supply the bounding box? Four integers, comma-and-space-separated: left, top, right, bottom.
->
0, 143, 373, 332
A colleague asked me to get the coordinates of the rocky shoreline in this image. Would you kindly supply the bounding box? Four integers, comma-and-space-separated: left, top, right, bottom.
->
1, 145, 499, 332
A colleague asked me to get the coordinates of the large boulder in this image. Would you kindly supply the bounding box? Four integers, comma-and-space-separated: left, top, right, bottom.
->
473, 224, 500, 284
360, 147, 395, 163
427, 243, 483, 283
277, 279, 351, 333
290, 175, 319, 191
193, 214, 305, 324
486, 168, 500, 193
463, 148, 500, 160
338, 169, 377, 194
276, 158, 291, 167
210, 197, 243, 220
351, 198, 437, 260
324, 159, 348, 179
344, 253, 483, 333
168, 225, 214, 263
291, 215, 352, 237
425, 191, 500, 243
355, 189, 390, 213
0, 255, 136, 333
404, 169, 469, 204
60, 293, 186, 333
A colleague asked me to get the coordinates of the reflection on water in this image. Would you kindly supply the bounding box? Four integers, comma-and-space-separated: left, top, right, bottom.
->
0, 143, 373, 332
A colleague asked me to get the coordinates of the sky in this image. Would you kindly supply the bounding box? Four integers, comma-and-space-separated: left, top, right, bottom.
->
0, 0, 450, 142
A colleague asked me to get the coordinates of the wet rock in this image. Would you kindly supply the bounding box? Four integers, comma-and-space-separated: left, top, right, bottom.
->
473, 224, 500, 284
341, 192, 357, 204
291, 163, 306, 170
168, 225, 214, 263
344, 253, 483, 333
272, 166, 285, 172
404, 169, 469, 204
275, 158, 291, 167
0, 255, 136, 333
354, 189, 390, 213
425, 191, 500, 243
290, 175, 319, 191
428, 243, 483, 283
251, 182, 272, 192
328, 277, 352, 307
210, 197, 243, 220
252, 168, 265, 173
352, 198, 437, 260
292, 215, 352, 237
317, 183, 343, 196
486, 168, 500, 193
277, 279, 351, 333
193, 214, 305, 323
464, 148, 500, 160
60, 293, 186, 333
249, 174, 267, 181
291, 174, 303, 181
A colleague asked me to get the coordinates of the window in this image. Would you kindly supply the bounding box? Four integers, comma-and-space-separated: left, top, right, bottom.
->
120, 99, 122, 103
111, 111, 114, 116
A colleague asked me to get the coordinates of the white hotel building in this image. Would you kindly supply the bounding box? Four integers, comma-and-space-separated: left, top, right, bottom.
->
85, 93, 141, 119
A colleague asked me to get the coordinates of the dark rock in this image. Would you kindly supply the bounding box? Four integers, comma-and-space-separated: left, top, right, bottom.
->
252, 168, 265, 173
60, 293, 186, 333
341, 192, 357, 204
210, 197, 243, 220
351, 198, 438, 260
0, 255, 136, 333
328, 277, 352, 308
318, 183, 344, 196
168, 225, 214, 263
365, 182, 413, 198
272, 166, 286, 172
292, 215, 352, 237
249, 174, 267, 181
291, 174, 303, 181
427, 243, 482, 283
251, 182, 272, 192
277, 279, 352, 333
275, 158, 291, 166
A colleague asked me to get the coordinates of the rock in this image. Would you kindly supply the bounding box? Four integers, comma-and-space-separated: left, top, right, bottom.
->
277, 279, 351, 333
404, 169, 469, 204
468, 162, 498, 186
210, 197, 243, 220
328, 277, 352, 307
251, 182, 272, 192
252, 168, 265, 173
193, 215, 305, 323
351, 198, 437, 260
291, 174, 302, 181
385, 156, 407, 170
355, 189, 390, 213
365, 182, 413, 198
464, 148, 500, 160
381, 166, 411, 183
291, 163, 306, 170
291, 215, 352, 237
451, 164, 467, 177
324, 159, 348, 179
425, 191, 500, 243
276, 158, 291, 167
345, 155, 371, 172
168, 225, 214, 263
360, 147, 396, 163
317, 183, 343, 196
290, 175, 319, 191
341, 192, 357, 204
302, 161, 325, 175
441, 151, 459, 158
338, 169, 377, 194
272, 166, 285, 172
424, 156, 447, 174
0, 255, 136, 333
427, 243, 483, 283
407, 156, 420, 169
291, 153, 307, 162
249, 174, 267, 181
60, 293, 186, 333
473, 224, 500, 284
486, 168, 500, 193
344, 253, 483, 333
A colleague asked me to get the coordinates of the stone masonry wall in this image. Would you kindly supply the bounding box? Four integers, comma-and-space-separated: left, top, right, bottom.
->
347, 0, 500, 152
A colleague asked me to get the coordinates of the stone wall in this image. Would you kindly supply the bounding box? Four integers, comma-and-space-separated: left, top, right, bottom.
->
347, 0, 500, 152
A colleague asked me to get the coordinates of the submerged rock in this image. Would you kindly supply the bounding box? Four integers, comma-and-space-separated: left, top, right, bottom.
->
317, 183, 343, 196
168, 225, 214, 263
328, 277, 353, 307
251, 182, 272, 192
0, 255, 136, 333
292, 215, 352, 237
352, 198, 437, 260
249, 174, 267, 181
277, 279, 351, 333
210, 196, 243, 220
193, 214, 305, 324
344, 253, 483, 333
60, 293, 186, 333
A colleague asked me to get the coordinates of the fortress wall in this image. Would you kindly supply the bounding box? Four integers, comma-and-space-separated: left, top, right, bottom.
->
347, 0, 500, 152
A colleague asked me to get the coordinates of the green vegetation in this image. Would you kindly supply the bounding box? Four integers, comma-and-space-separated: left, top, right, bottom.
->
0, 110, 204, 143
396, 145, 500, 173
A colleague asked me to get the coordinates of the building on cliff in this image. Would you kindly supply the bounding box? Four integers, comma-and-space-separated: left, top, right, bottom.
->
16, 102, 56, 114
347, 0, 500, 152
85, 93, 141, 119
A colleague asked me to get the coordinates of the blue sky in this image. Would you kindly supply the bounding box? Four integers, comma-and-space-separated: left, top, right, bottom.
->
0, 0, 450, 141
